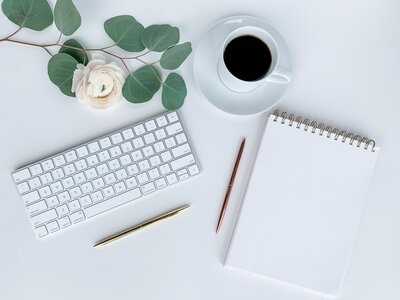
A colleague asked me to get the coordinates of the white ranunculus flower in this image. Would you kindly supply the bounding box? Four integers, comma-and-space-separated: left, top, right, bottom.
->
71, 57, 126, 109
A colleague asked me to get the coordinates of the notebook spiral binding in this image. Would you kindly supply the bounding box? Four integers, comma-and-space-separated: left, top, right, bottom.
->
272, 110, 376, 152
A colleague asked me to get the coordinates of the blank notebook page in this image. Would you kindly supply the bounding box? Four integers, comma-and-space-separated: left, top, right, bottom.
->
225, 112, 379, 298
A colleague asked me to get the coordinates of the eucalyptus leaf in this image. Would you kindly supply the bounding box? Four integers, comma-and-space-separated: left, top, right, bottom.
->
160, 42, 192, 70
104, 15, 145, 52
54, 0, 81, 36
48, 53, 78, 97
162, 73, 186, 110
123, 66, 161, 103
141, 25, 179, 52
1, 0, 53, 31
59, 39, 88, 65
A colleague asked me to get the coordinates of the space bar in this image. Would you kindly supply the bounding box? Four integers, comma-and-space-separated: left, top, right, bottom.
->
85, 188, 142, 218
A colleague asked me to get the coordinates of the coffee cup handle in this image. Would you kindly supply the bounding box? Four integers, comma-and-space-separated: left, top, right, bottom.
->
266, 66, 291, 84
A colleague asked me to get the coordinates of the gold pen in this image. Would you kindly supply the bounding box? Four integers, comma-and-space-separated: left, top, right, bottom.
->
216, 138, 246, 233
94, 204, 190, 248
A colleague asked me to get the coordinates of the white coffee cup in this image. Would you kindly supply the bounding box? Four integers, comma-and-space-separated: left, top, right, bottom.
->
217, 25, 291, 93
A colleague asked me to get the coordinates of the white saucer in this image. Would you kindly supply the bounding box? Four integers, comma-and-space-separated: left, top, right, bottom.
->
193, 16, 292, 116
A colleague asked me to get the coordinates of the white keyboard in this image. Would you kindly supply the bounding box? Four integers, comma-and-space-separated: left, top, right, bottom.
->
11, 111, 200, 239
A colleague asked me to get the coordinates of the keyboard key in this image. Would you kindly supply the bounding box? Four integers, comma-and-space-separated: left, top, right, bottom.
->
79, 195, 92, 207
58, 191, 71, 203
155, 129, 166, 140
116, 168, 128, 180
142, 182, 156, 194
138, 160, 150, 171
63, 164, 76, 175
62, 177, 74, 189
31, 209, 57, 226
39, 186, 52, 198
27, 200, 47, 215
179, 173, 189, 181
17, 182, 30, 194
166, 173, 178, 185
156, 116, 168, 127
75, 159, 88, 171
42, 160, 55, 171
159, 164, 171, 175
153, 141, 165, 152
73, 172, 86, 184
35, 226, 48, 238
137, 172, 149, 184
28, 177, 41, 189
175, 133, 187, 144
98, 150, 111, 162
46, 196, 59, 207
143, 146, 154, 157
58, 216, 71, 228
56, 204, 69, 216
108, 159, 120, 170
120, 154, 132, 166
172, 143, 191, 158
167, 112, 179, 123
81, 182, 94, 194
177, 169, 187, 176
144, 133, 155, 144
85, 168, 97, 180
170, 154, 195, 171
114, 181, 127, 193
150, 155, 161, 167
134, 124, 145, 135
91, 191, 104, 202
68, 200, 81, 211
51, 168, 64, 180
103, 186, 115, 198
76, 146, 89, 157
121, 142, 133, 153
93, 177, 105, 189
111, 133, 123, 144
166, 122, 183, 136
85, 188, 141, 218
127, 164, 139, 176
155, 178, 167, 189
40, 173, 53, 185
70, 210, 85, 224
88, 142, 100, 153
50, 181, 63, 193
53, 155, 66, 167
122, 128, 134, 140
165, 137, 176, 148
87, 155, 99, 166
104, 173, 116, 185
125, 177, 137, 189
131, 150, 143, 162
132, 137, 144, 148
161, 151, 172, 162
149, 168, 160, 180
70, 187, 82, 199
188, 164, 200, 176
30, 164, 43, 176
65, 150, 77, 162
96, 164, 109, 175
145, 120, 157, 131
46, 221, 60, 233
13, 169, 31, 183
110, 146, 122, 157
99, 137, 112, 148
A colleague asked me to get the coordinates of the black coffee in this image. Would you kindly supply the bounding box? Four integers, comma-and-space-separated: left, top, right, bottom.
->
223, 35, 272, 82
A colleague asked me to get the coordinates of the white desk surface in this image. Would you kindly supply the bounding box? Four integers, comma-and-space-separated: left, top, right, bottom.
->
1, 0, 399, 299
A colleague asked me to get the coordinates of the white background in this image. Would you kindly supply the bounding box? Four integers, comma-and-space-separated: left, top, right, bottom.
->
0, 0, 399, 299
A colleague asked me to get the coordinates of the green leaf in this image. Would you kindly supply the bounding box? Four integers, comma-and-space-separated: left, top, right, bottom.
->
162, 73, 187, 110
104, 15, 145, 52
160, 42, 192, 70
1, 0, 53, 31
141, 25, 179, 52
48, 53, 78, 97
123, 66, 161, 103
54, 0, 81, 36
59, 39, 88, 65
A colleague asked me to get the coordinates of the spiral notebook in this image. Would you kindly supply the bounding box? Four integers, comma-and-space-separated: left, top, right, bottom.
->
225, 110, 379, 298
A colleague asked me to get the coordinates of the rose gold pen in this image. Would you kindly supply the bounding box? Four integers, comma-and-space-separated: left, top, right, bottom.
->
216, 138, 246, 233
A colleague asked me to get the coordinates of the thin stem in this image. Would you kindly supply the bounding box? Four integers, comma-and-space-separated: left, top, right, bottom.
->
123, 50, 150, 60
1, 27, 22, 40
56, 32, 62, 44
44, 47, 53, 56
102, 49, 130, 72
